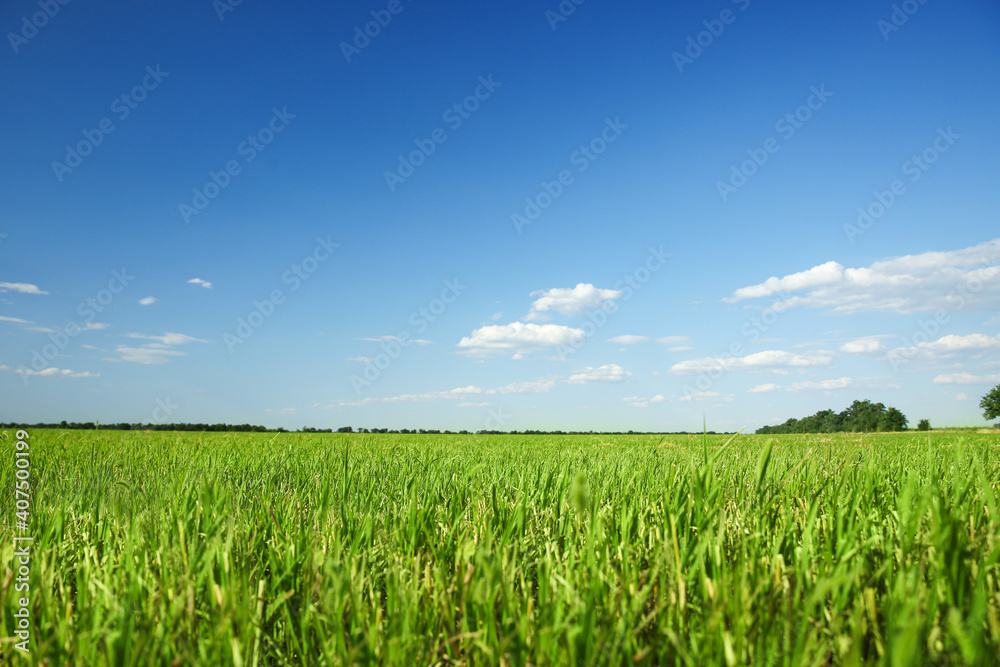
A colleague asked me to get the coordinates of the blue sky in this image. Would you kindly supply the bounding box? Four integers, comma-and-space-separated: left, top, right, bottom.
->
2, 0, 999, 431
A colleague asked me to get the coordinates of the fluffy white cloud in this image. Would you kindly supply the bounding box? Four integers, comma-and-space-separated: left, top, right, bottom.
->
567, 364, 631, 384
933, 372, 1000, 384
670, 349, 834, 375
726, 238, 1000, 313
0, 315, 32, 324
187, 278, 213, 289
525, 284, 621, 321
0, 282, 48, 295
839, 337, 886, 354
888, 333, 1000, 364
608, 335, 649, 345
748, 377, 853, 393
457, 322, 584, 358
139, 296, 157, 305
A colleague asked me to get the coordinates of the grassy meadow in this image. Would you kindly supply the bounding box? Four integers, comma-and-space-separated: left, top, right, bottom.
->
1, 429, 999, 666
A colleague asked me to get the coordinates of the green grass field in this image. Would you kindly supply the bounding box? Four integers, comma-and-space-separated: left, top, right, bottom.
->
2, 429, 999, 666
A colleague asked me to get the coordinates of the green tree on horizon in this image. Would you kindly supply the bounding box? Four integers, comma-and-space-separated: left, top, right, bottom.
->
981, 384, 1000, 422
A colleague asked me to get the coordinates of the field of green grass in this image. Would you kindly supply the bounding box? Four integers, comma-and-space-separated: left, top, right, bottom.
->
2, 429, 999, 666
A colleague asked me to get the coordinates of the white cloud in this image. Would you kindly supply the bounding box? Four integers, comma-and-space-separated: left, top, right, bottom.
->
0, 315, 32, 324
748, 377, 853, 393
726, 238, 1000, 314
888, 333, 1000, 363
490, 311, 503, 321
125, 332, 208, 346
933, 372, 1000, 384
139, 296, 157, 306
459, 402, 490, 408
525, 284, 621, 321
839, 338, 885, 354
566, 364, 631, 384
187, 278, 213, 289
113, 331, 207, 364
670, 349, 834, 375
669, 346, 693, 352
347, 356, 375, 362
457, 322, 584, 358
657, 336, 690, 345
747, 384, 781, 393
956, 393, 970, 401
0, 364, 97, 378
112, 346, 188, 364
0, 282, 48, 295
608, 335, 649, 345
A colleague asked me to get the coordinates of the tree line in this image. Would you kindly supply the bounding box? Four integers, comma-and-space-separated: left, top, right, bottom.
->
0, 421, 729, 436
755, 399, 909, 434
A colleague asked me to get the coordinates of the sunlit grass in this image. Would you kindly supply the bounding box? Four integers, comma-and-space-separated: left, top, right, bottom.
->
1, 429, 998, 665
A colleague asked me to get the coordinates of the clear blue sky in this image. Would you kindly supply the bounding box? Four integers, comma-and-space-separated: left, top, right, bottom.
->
2, 0, 999, 431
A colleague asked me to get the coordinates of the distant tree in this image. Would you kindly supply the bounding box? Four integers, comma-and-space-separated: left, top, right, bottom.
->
842, 400, 884, 432
916, 419, 931, 431
981, 384, 1000, 421
878, 407, 908, 432
336, 426, 353, 433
